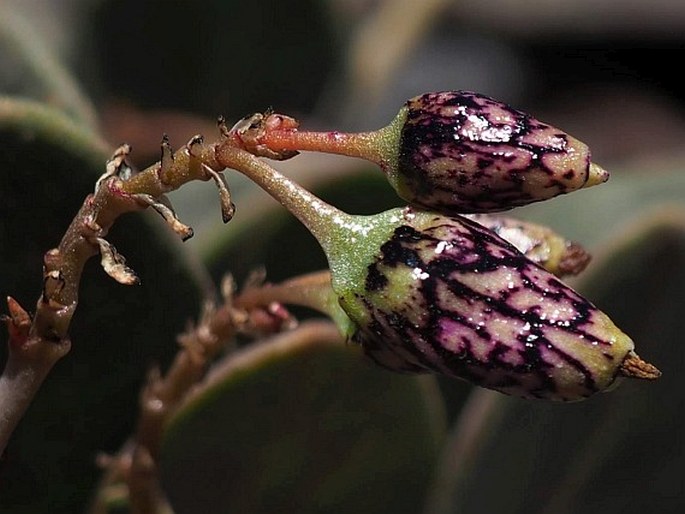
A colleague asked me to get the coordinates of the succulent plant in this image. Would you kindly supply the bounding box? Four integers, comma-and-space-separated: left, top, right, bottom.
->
2, 3, 678, 510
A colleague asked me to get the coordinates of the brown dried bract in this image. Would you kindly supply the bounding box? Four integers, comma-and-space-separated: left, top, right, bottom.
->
231, 111, 300, 160
558, 242, 592, 276
619, 351, 662, 380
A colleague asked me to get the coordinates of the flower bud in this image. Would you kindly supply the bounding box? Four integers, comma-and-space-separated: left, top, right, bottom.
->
465, 214, 591, 277
332, 207, 638, 401
385, 91, 609, 213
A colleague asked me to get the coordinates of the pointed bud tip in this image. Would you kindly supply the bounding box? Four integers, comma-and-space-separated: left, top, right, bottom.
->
619, 351, 661, 380
586, 162, 610, 188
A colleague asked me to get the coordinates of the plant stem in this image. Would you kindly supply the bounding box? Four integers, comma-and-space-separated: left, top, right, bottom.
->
260, 115, 403, 173
235, 270, 335, 315
1, 135, 232, 456
216, 145, 405, 334
216, 146, 354, 254
89, 280, 303, 514
1, 298, 71, 455
263, 129, 380, 160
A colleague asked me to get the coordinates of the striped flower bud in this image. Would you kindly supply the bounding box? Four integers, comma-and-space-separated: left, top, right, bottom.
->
386, 91, 609, 213
331, 207, 647, 401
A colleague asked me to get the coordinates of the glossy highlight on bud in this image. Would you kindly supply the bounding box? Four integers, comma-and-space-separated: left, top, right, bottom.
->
388, 91, 609, 213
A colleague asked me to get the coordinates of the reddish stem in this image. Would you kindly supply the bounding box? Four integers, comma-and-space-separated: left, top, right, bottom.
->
260, 118, 402, 173
263, 129, 378, 159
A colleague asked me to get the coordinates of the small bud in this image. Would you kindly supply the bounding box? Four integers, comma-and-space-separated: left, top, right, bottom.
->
233, 112, 300, 160
465, 214, 591, 277
3, 296, 31, 347
386, 91, 608, 213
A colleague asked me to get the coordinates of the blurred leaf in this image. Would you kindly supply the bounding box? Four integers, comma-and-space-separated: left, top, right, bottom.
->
93, 0, 338, 118
425, 209, 685, 514
423, 389, 508, 514
0, 7, 97, 128
445, 0, 685, 37
515, 164, 685, 248
0, 98, 210, 514
345, 0, 449, 110
160, 321, 446, 514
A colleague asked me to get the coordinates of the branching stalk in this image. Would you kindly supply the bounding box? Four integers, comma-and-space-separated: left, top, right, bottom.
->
89, 275, 298, 514
1, 129, 237, 455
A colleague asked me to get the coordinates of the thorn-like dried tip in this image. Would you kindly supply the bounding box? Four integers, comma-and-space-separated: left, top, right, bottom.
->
42, 270, 66, 303
619, 351, 661, 380
134, 193, 194, 241
181, 227, 195, 241
203, 166, 235, 223
97, 144, 133, 192
113, 143, 132, 157
160, 135, 174, 171
221, 207, 235, 224
217, 115, 229, 138
186, 134, 205, 159
558, 242, 592, 276
6, 296, 31, 327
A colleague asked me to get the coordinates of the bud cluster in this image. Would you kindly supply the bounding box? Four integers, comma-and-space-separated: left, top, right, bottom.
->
224, 90, 659, 401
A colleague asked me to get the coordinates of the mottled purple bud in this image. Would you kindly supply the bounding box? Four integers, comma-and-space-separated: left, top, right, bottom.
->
387, 91, 608, 213
333, 207, 634, 401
